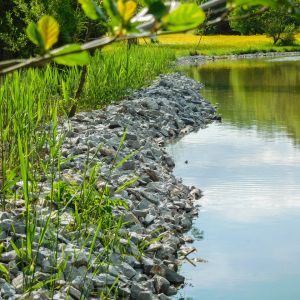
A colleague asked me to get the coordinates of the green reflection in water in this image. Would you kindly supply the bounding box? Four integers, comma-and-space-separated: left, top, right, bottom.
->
182, 58, 300, 144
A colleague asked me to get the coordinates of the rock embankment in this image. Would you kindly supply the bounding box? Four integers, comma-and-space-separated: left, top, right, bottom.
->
0, 73, 216, 299
177, 51, 300, 66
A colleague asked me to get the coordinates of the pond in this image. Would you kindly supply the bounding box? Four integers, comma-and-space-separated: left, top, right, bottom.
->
168, 57, 300, 300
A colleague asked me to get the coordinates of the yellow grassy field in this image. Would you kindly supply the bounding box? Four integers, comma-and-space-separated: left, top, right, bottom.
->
145, 33, 300, 56
157, 33, 300, 45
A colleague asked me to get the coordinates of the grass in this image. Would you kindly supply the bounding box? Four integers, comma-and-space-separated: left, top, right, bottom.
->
142, 33, 300, 56
0, 43, 175, 297
80, 43, 175, 109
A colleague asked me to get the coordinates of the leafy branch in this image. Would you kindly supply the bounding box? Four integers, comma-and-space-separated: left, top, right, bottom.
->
1, 0, 296, 76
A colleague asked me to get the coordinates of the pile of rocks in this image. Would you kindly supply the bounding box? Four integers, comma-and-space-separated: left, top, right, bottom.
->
177, 51, 300, 66
0, 73, 216, 299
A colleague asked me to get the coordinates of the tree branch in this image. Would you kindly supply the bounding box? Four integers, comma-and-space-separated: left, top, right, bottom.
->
0, 34, 155, 75
200, 0, 227, 11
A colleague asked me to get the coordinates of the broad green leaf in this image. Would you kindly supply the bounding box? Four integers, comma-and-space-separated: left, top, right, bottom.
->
78, 0, 106, 20
52, 44, 90, 66
163, 4, 205, 32
38, 16, 59, 50
26, 22, 44, 49
117, 0, 137, 21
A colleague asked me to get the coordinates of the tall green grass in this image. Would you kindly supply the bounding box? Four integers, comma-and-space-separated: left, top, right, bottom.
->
0, 43, 175, 194
0, 43, 175, 296
80, 43, 176, 109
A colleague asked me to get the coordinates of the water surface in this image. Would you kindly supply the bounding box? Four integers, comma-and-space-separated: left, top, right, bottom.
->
168, 57, 300, 300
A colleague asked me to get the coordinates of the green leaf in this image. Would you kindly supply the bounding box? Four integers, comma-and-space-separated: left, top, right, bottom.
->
78, 0, 106, 20
52, 44, 90, 66
0, 263, 9, 280
38, 16, 60, 50
117, 0, 137, 22
113, 148, 140, 171
26, 22, 44, 49
0, 263, 9, 275
163, 4, 206, 32
103, 0, 120, 19
115, 177, 139, 193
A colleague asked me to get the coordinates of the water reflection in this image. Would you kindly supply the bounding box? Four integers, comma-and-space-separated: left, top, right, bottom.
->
182, 58, 300, 144
168, 57, 300, 300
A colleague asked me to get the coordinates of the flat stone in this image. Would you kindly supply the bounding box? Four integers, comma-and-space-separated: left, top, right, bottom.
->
122, 161, 136, 170
144, 214, 156, 226
140, 191, 160, 205
119, 262, 137, 279
1, 282, 16, 298
66, 286, 81, 300
12, 273, 23, 291
0, 250, 17, 263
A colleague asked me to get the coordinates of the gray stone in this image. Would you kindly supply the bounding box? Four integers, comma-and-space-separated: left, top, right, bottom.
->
164, 268, 185, 284
146, 243, 162, 252
180, 216, 192, 230
53, 292, 67, 300
27, 289, 51, 300
158, 294, 170, 300
141, 257, 155, 275
166, 285, 177, 296
66, 286, 81, 300
0, 212, 11, 221
1, 282, 16, 298
71, 276, 93, 294
132, 209, 149, 218
12, 274, 23, 291
118, 285, 131, 298
0, 219, 13, 232
137, 199, 152, 210
122, 161, 136, 171
164, 156, 175, 168
130, 282, 156, 300
144, 214, 156, 226
137, 291, 156, 300
123, 255, 140, 268
108, 265, 120, 277
153, 275, 170, 294
119, 262, 137, 279
181, 117, 195, 126
125, 133, 138, 141
97, 273, 118, 286
140, 191, 160, 205
71, 251, 88, 267
0, 251, 17, 263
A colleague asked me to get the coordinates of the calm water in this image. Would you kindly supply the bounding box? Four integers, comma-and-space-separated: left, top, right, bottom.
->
168, 57, 300, 300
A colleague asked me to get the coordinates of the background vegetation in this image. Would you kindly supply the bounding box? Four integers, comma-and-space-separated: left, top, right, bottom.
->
230, 4, 300, 45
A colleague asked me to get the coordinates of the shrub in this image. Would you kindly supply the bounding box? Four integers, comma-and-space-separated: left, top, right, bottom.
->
230, 6, 299, 46
0, 0, 106, 59
230, 7, 264, 35
260, 9, 298, 45
279, 24, 297, 45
